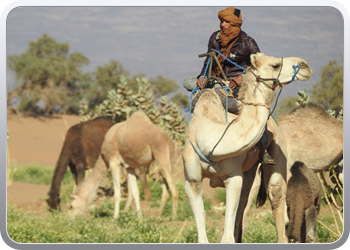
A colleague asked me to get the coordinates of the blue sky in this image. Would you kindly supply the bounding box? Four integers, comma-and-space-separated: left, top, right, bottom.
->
4, 4, 346, 103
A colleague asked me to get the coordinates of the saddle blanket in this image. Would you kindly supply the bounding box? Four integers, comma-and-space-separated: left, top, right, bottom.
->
190, 89, 240, 115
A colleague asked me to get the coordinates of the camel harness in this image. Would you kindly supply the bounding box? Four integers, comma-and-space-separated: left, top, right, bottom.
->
188, 50, 300, 164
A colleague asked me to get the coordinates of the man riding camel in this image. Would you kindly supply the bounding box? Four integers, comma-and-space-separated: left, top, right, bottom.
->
184, 7, 275, 165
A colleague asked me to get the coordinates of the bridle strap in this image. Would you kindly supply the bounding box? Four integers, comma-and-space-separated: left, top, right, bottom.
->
250, 57, 284, 91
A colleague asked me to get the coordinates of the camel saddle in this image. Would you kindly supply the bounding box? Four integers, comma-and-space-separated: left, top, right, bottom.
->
190, 88, 240, 114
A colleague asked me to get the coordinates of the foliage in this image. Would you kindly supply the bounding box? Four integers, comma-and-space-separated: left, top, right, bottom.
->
85, 60, 130, 109
327, 104, 343, 120
7, 33, 189, 116
149, 75, 179, 100
170, 92, 190, 109
7, 33, 90, 114
295, 88, 310, 106
79, 77, 187, 148
310, 57, 343, 111
317, 205, 343, 242
317, 169, 343, 241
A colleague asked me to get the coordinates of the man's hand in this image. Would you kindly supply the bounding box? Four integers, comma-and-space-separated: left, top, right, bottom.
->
229, 80, 238, 89
196, 77, 206, 89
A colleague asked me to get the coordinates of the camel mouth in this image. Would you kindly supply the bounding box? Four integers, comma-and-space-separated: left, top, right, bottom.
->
296, 72, 312, 81
291, 61, 313, 81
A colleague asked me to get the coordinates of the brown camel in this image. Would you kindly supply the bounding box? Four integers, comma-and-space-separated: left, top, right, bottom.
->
69, 110, 179, 219
46, 116, 152, 210
235, 102, 342, 242
286, 161, 322, 243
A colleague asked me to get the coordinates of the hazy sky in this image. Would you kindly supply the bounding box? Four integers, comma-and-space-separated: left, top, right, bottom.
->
1, 3, 349, 250
5, 5, 345, 102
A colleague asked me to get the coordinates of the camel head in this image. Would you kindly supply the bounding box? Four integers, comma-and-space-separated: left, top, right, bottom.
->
46, 192, 61, 210
68, 194, 85, 217
249, 53, 313, 89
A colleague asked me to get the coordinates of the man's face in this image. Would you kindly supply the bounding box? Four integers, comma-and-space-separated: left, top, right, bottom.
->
220, 20, 230, 34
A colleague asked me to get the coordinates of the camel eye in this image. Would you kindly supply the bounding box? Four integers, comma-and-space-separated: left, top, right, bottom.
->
272, 64, 280, 70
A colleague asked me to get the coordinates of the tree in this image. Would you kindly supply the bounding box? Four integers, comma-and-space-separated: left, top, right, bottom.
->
87, 65, 184, 109
149, 75, 179, 100
310, 58, 343, 111
86, 60, 130, 108
170, 92, 190, 110
7, 33, 90, 114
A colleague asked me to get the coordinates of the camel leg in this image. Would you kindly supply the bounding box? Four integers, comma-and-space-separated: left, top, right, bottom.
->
234, 162, 260, 242
75, 164, 86, 185
160, 169, 178, 219
126, 168, 142, 219
184, 178, 207, 243
159, 178, 170, 215
154, 147, 179, 220
109, 158, 122, 219
123, 177, 133, 212
69, 164, 78, 194
263, 164, 288, 243
305, 206, 318, 243
183, 148, 208, 243
71, 163, 85, 193
136, 166, 152, 203
221, 158, 243, 243
286, 204, 304, 243
123, 167, 134, 212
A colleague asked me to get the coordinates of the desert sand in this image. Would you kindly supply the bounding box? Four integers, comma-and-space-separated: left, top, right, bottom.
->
6, 111, 216, 212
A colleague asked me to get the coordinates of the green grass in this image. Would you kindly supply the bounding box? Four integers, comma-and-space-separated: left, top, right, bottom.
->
7, 204, 214, 243
243, 211, 277, 243
7, 164, 342, 243
11, 165, 74, 186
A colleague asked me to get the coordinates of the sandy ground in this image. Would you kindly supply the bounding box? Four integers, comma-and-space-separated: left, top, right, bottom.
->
7, 112, 81, 212
6, 111, 217, 212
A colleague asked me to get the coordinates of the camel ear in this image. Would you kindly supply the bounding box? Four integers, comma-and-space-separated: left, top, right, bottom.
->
250, 53, 261, 68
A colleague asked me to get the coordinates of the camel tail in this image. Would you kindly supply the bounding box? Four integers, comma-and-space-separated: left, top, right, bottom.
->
256, 166, 267, 208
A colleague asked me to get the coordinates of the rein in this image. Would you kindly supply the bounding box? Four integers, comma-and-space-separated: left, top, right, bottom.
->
188, 52, 300, 164
249, 57, 284, 91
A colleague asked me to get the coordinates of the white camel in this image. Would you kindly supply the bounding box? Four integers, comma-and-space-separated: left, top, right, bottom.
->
69, 110, 179, 219
183, 52, 313, 243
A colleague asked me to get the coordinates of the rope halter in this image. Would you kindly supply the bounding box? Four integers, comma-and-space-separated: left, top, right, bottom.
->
249, 58, 301, 91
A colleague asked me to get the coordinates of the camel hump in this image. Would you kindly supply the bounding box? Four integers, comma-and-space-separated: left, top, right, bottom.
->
290, 161, 306, 172
290, 161, 311, 179
288, 161, 321, 195
190, 89, 241, 115
129, 110, 153, 124
288, 102, 332, 119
